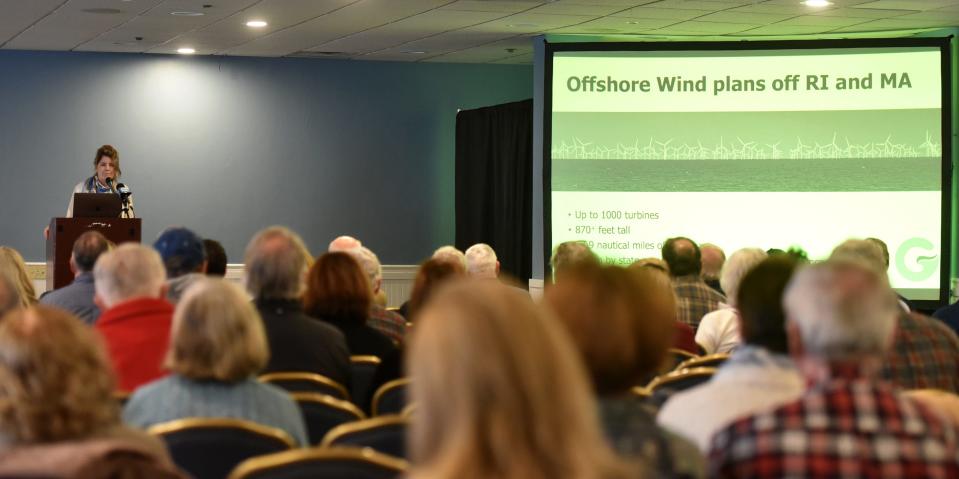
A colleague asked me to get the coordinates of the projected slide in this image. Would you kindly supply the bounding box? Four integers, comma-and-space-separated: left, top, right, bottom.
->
548, 45, 946, 300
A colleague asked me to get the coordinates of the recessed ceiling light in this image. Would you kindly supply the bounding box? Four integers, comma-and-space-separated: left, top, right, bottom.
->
506, 23, 539, 28
801, 0, 832, 7
246, 20, 268, 28
177, 47, 196, 54
171, 11, 204, 16
403, 50, 427, 54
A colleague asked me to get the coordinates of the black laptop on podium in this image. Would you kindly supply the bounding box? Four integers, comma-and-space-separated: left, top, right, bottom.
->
73, 193, 122, 218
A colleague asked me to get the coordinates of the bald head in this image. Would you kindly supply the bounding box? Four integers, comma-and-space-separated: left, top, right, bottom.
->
662, 237, 701, 277
700, 243, 725, 281
328, 235, 361, 252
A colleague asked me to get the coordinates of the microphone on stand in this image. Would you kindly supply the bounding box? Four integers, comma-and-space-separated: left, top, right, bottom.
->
105, 177, 117, 192
116, 183, 132, 202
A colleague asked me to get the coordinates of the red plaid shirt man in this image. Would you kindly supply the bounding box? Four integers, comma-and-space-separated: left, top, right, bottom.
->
880, 312, 959, 393
708, 366, 959, 478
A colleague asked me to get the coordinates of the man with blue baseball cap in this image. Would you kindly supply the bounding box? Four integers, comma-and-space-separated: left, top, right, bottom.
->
153, 226, 207, 304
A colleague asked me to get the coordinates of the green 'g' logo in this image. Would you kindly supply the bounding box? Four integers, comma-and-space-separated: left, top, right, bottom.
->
895, 237, 938, 282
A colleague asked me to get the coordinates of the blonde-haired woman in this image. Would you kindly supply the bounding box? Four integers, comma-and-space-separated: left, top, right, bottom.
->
407, 280, 639, 479
123, 278, 307, 446
0, 246, 37, 308
0, 306, 179, 477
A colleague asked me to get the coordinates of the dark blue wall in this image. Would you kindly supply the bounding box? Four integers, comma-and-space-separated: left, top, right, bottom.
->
0, 51, 532, 264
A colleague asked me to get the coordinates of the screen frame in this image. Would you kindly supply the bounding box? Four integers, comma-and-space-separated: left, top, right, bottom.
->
542, 37, 953, 310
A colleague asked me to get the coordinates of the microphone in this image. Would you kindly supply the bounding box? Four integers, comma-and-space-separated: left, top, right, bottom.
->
105, 177, 116, 192
116, 183, 132, 201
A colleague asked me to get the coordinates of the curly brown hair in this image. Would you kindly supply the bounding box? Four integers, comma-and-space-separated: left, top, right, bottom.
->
0, 306, 119, 443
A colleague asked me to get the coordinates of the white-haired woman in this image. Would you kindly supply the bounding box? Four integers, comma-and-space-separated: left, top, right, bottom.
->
695, 248, 768, 354
123, 278, 307, 446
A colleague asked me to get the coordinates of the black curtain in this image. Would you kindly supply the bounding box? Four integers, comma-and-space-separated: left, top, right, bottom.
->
455, 99, 533, 285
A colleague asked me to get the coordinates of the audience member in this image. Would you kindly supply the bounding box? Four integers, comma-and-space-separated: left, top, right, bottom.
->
0, 265, 23, 318
431, 245, 467, 270
407, 280, 637, 479
831, 239, 959, 392
39, 231, 110, 324
464, 243, 499, 279
545, 263, 704, 479
628, 261, 698, 354
695, 248, 767, 354
866, 236, 914, 310
123, 279, 308, 446
0, 306, 178, 478
93, 244, 173, 392
699, 243, 725, 294
659, 256, 804, 452
404, 258, 466, 321
202, 238, 227, 277
328, 235, 361, 252
633, 257, 668, 274
709, 259, 959, 477
550, 240, 599, 282
303, 252, 396, 360
153, 227, 207, 304
661, 237, 725, 329
245, 227, 350, 386
347, 246, 407, 343
906, 389, 959, 425
0, 246, 37, 307
933, 300, 959, 337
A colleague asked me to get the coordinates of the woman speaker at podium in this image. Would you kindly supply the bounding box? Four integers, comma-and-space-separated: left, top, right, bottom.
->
65, 145, 135, 219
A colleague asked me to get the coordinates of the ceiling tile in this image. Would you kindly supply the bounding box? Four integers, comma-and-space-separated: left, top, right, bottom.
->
774, 15, 874, 27
224, 0, 451, 57
439, 0, 544, 13
547, 15, 673, 33
307, 9, 509, 54
693, 11, 797, 24
650, 20, 761, 34
524, 2, 629, 15
851, 0, 959, 9
4, 0, 166, 50
612, 6, 716, 20
807, 7, 913, 18
0, 0, 66, 46
645, 0, 752, 11
727, 4, 828, 15
371, 29, 519, 57
829, 16, 959, 30
885, 10, 959, 21
737, 24, 834, 35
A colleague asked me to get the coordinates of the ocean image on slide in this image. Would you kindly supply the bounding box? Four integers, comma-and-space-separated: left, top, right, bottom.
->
552, 157, 939, 192
550, 110, 941, 192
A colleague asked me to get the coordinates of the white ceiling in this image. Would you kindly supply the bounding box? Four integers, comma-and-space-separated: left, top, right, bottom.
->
1, 0, 958, 64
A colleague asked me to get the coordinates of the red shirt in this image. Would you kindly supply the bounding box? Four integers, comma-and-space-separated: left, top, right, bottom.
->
95, 297, 174, 392
674, 322, 699, 354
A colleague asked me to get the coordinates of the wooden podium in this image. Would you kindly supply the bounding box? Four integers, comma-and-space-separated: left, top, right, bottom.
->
45, 217, 142, 291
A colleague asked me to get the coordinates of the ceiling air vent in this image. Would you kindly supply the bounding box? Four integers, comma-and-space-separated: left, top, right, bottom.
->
82, 8, 124, 14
